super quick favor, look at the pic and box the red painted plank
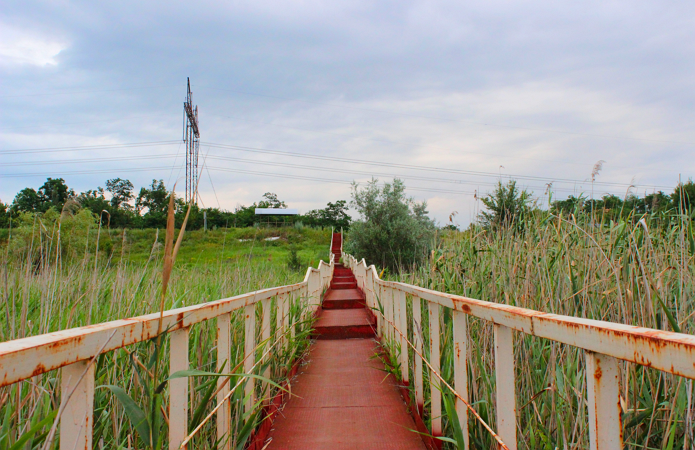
[264,340,427,450]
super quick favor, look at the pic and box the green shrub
[346,178,435,271]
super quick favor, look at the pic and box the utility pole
[183,78,200,204]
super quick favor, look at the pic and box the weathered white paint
[169,328,189,450]
[494,324,516,450]
[0,263,334,388]
[398,290,409,383]
[0,256,335,449]
[60,360,94,450]
[586,351,623,449]
[244,303,255,415]
[216,313,231,450]
[412,295,424,410]
[453,310,469,449]
[429,302,441,435]
[261,298,271,400]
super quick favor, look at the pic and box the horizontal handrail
[344,252,695,450]
[0,259,333,388]
[349,255,695,379]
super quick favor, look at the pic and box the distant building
[254,208,299,227]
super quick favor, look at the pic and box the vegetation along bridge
[0,232,694,449]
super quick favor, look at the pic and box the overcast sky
[2,1,694,226]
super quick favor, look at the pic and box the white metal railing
[343,252,695,450]
[0,257,334,450]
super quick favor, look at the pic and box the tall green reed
[384,210,694,449]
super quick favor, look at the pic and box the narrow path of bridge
[265,235,427,449]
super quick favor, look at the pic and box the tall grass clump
[382,206,695,449]
[0,193,320,448]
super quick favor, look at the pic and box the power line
[203,153,619,195]
[202,141,674,190]
[208,112,613,170]
[1,154,177,167]
[196,85,695,146]
[209,112,683,175]
[0,141,180,155]
[0,166,177,179]
[206,166,475,195]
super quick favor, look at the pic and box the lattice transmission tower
[183,77,200,204]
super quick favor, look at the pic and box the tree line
[0,177,351,230]
[478,179,695,231]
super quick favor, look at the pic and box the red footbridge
[0,232,694,449]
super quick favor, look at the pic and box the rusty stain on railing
[343,251,695,450]
[0,251,335,450]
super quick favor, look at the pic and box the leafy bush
[479,180,532,230]
[346,178,435,271]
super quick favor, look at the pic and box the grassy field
[0,221,331,449]
[2,204,694,449]
[380,212,695,449]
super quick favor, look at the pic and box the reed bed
[0,214,323,449]
[384,212,695,449]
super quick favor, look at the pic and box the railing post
[413,296,424,411]
[261,298,271,401]
[376,283,383,337]
[386,287,394,342]
[586,351,623,450]
[429,302,441,435]
[398,290,409,384]
[494,324,517,450]
[170,327,189,450]
[60,360,94,450]
[217,313,232,450]
[277,293,285,351]
[244,303,256,415]
[453,310,469,449]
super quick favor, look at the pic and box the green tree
[77,188,111,224]
[11,188,42,213]
[640,191,670,214]
[0,201,8,228]
[670,180,695,214]
[257,192,287,209]
[346,178,435,271]
[136,180,169,228]
[37,177,74,211]
[479,180,532,230]
[105,178,134,210]
[303,200,351,229]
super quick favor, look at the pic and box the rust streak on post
[60,360,94,450]
[169,327,189,450]
[217,313,231,450]
[586,351,623,450]
[453,310,469,449]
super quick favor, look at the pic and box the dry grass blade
[158,188,177,336]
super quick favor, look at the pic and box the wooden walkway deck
[264,239,427,449]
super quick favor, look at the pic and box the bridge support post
[453,310,469,449]
[429,303,441,435]
[494,324,517,450]
[398,290,409,384]
[280,293,288,350]
[376,283,383,337]
[586,351,623,450]
[261,298,271,402]
[217,313,232,450]
[413,296,424,411]
[387,287,394,342]
[60,360,94,450]
[170,327,189,450]
[244,304,256,415]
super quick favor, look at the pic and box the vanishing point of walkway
[265,236,427,449]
